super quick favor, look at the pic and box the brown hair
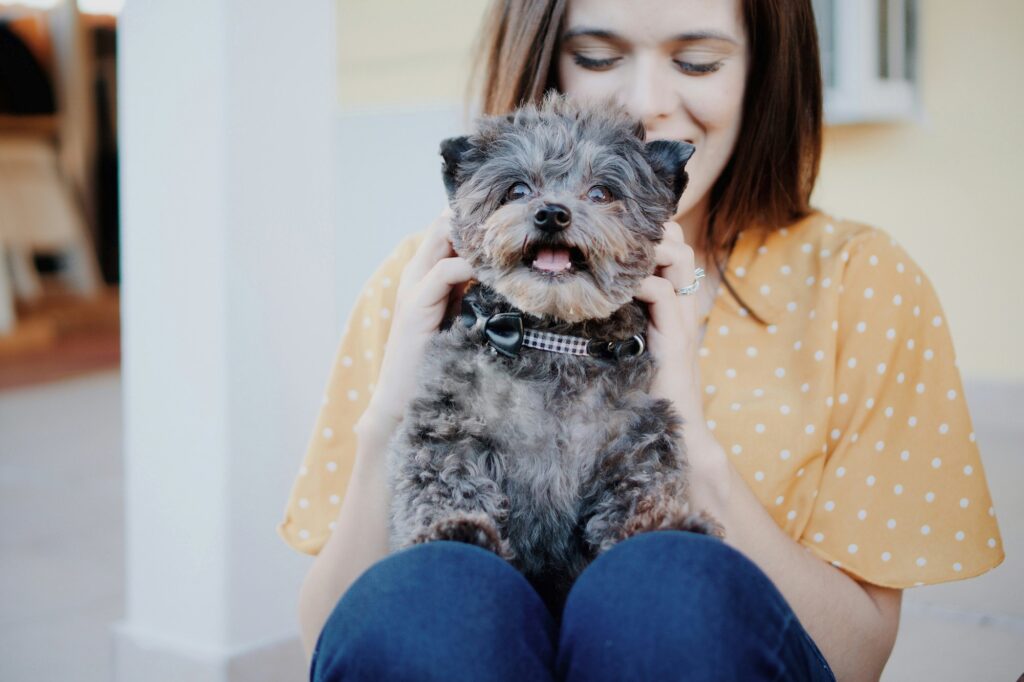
[467,0,823,325]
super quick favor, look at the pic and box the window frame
[814,0,924,125]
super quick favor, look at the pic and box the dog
[386,92,723,615]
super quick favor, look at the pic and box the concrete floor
[0,370,1020,681]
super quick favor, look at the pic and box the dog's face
[440,93,694,324]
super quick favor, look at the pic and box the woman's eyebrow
[561,27,739,46]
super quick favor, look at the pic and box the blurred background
[0,0,1020,680]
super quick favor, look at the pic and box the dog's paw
[667,509,726,539]
[621,498,726,540]
[411,512,516,560]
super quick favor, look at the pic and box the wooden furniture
[0,1,105,335]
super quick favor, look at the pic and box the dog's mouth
[522,239,589,275]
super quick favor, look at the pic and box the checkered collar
[458,288,646,361]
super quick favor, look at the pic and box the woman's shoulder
[732,210,930,325]
[759,209,939,299]
[355,227,433,299]
[402,226,433,254]
[384,227,432,269]
[756,209,903,266]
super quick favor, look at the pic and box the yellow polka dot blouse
[278,210,1005,589]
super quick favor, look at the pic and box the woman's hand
[359,208,474,436]
[633,220,731,513]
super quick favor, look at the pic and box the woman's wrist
[354,406,401,454]
[683,425,733,526]
[360,391,405,431]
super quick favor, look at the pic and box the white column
[113,1,337,679]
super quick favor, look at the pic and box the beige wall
[337,0,488,110]
[337,0,1023,381]
[812,2,1024,383]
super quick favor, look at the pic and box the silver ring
[631,334,645,356]
[675,267,705,296]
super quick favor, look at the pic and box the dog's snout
[533,204,572,232]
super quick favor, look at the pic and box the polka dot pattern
[275,232,421,554]
[277,213,1005,591]
[708,217,1002,588]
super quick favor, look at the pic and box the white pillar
[113,1,337,679]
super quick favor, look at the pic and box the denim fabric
[310,530,837,681]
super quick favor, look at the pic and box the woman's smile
[557,0,748,235]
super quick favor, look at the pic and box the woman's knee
[557,530,795,680]
[566,529,784,626]
[311,541,557,682]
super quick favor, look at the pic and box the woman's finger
[397,208,456,301]
[636,273,700,335]
[654,238,698,290]
[662,219,686,245]
[634,275,681,328]
[412,256,475,311]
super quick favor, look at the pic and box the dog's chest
[468,348,649,493]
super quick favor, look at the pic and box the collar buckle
[587,334,645,360]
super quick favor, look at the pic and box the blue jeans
[310,530,836,681]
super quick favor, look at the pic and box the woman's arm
[295,210,472,662]
[296,412,395,660]
[638,223,900,681]
[688,427,902,682]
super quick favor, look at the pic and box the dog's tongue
[533,247,572,272]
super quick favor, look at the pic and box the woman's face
[557,0,749,224]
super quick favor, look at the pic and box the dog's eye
[587,185,613,204]
[506,182,532,202]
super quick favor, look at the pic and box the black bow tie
[459,294,645,361]
[460,296,524,357]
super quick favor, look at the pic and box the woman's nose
[621,51,678,131]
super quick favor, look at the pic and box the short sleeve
[799,227,1005,587]
[276,230,428,556]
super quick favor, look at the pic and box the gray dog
[386,93,723,614]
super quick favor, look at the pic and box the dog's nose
[533,204,572,232]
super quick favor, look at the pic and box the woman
[279,1,1004,680]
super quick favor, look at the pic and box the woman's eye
[572,53,621,71]
[572,50,721,75]
[673,60,723,75]
[506,182,532,202]
[587,185,613,203]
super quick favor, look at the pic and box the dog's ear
[631,118,646,141]
[440,135,474,201]
[646,140,696,205]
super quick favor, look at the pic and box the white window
[812,0,922,124]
